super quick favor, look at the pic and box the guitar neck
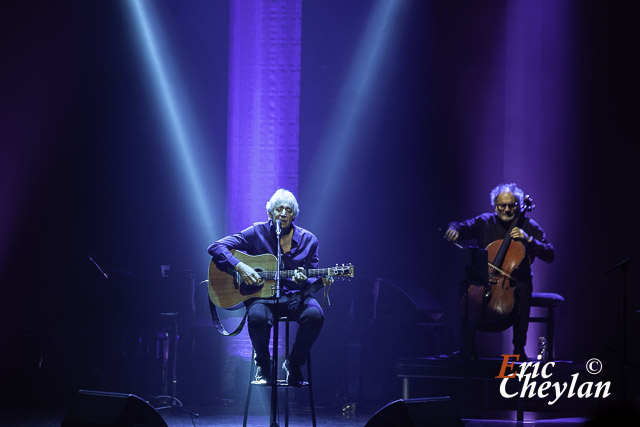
[259,268,334,281]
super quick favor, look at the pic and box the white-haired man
[208,189,328,386]
[445,183,555,360]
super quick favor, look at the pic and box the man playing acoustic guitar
[208,189,332,387]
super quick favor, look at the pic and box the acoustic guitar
[208,250,354,308]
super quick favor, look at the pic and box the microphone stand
[271,220,282,427]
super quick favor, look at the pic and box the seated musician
[208,188,331,386]
[445,183,555,360]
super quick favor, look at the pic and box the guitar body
[208,252,278,308]
[208,250,355,308]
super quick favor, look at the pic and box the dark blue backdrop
[1,0,638,411]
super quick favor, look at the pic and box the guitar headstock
[329,264,355,279]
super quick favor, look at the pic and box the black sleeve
[524,219,555,263]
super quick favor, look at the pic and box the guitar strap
[208,300,248,336]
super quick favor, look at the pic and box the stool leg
[285,321,289,427]
[243,350,256,427]
[547,307,555,360]
[307,352,316,427]
[517,395,524,421]
[271,320,279,426]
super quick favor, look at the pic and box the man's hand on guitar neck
[235,262,262,285]
[292,267,307,284]
[234,262,309,285]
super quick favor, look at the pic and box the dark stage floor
[4,354,626,426]
[0,406,590,427]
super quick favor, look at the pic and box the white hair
[490,183,524,207]
[265,189,299,219]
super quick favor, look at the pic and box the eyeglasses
[496,203,518,210]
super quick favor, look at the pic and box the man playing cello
[445,183,555,360]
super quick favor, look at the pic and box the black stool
[529,292,564,360]
[243,316,316,427]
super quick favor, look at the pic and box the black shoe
[282,359,303,387]
[255,364,272,384]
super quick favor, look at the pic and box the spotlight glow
[305,0,408,229]
[127,0,216,238]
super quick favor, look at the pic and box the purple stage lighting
[226,0,302,234]
[218,0,303,396]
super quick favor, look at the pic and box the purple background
[1,0,639,412]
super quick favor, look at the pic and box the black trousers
[512,280,532,351]
[247,295,324,368]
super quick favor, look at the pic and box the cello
[460,195,535,332]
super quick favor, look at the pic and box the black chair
[529,292,565,360]
[243,316,316,427]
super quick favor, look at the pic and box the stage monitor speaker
[62,390,168,427]
[365,396,463,427]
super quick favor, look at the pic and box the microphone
[275,219,281,235]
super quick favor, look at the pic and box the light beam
[127,0,217,240]
[305,0,408,230]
